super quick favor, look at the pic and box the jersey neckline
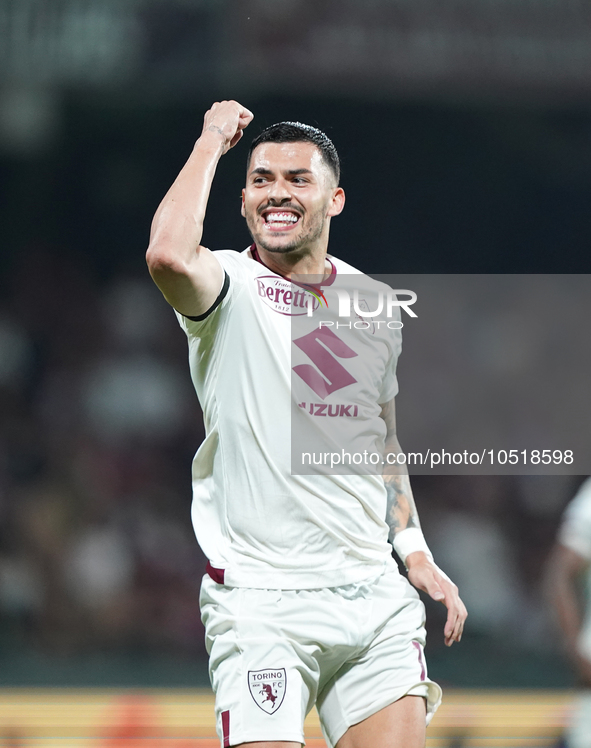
[249,244,337,289]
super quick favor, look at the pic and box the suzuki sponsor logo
[298,401,359,417]
[293,327,358,400]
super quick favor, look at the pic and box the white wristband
[392,528,433,565]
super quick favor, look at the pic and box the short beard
[255,236,311,254]
[246,210,325,255]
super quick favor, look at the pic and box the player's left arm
[380,397,468,646]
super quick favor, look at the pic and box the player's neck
[255,244,331,281]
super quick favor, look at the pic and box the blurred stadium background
[1,0,591,745]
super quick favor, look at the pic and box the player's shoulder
[173,248,254,335]
[328,254,364,275]
[329,254,399,305]
[565,477,591,519]
[329,255,391,291]
[203,247,261,285]
[559,477,591,559]
[210,247,252,268]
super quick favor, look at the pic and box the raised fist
[202,100,254,154]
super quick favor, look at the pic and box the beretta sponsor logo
[256,275,320,317]
[248,668,286,714]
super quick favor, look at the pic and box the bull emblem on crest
[248,668,286,714]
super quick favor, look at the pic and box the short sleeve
[173,250,245,339]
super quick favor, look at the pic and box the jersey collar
[249,244,337,289]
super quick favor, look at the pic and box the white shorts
[200,568,442,747]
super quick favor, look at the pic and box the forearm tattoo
[384,474,420,541]
[380,398,421,540]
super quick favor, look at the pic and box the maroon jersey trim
[206,561,225,584]
[412,640,426,680]
[250,244,337,288]
[221,710,230,748]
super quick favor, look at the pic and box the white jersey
[175,247,402,589]
[558,477,591,660]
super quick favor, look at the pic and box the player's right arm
[546,542,591,685]
[146,101,254,317]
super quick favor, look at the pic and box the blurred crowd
[0,248,580,666]
[0,248,206,657]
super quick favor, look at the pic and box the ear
[327,187,345,218]
[240,188,246,217]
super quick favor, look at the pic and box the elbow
[145,241,167,272]
[146,243,186,280]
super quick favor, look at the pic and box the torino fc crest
[248,668,286,714]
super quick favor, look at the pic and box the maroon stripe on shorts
[206,561,225,584]
[221,710,230,748]
[412,641,426,681]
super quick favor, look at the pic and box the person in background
[547,477,591,748]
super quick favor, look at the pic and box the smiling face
[241,141,345,257]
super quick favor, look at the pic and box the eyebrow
[249,167,314,177]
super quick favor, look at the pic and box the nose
[267,178,292,204]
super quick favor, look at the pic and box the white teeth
[265,212,299,223]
